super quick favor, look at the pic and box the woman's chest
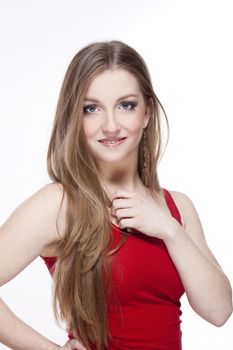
[109,229,185,307]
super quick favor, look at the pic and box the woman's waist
[68,303,182,349]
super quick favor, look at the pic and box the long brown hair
[47,40,169,349]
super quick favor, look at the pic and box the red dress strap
[162,188,182,226]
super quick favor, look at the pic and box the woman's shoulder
[166,189,204,244]
[39,182,67,257]
[166,189,223,270]
[164,189,197,230]
[44,181,64,195]
[0,182,67,284]
[39,182,67,224]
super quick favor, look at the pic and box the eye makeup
[83,101,138,115]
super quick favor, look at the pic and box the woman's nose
[101,112,121,133]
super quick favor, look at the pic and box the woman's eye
[83,104,97,114]
[120,101,136,111]
[83,101,137,115]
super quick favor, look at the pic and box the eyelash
[83,101,137,114]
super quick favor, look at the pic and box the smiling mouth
[98,137,127,144]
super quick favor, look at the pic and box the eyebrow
[84,94,139,103]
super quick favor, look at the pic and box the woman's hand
[53,339,87,350]
[110,189,179,241]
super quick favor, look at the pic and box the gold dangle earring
[143,128,149,186]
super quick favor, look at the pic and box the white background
[0,0,233,349]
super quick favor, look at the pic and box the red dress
[40,188,185,349]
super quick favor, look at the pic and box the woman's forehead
[85,69,143,102]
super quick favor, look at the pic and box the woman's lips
[98,137,127,146]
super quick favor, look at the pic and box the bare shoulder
[1,182,66,234]
[18,182,67,241]
[167,190,196,229]
[0,182,67,286]
[40,181,67,225]
[168,189,205,236]
[0,183,66,243]
[168,189,223,270]
[35,182,67,255]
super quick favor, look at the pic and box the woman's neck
[100,175,148,199]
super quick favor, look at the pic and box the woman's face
[82,68,150,168]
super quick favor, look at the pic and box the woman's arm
[0,297,60,350]
[0,183,64,350]
[0,183,65,286]
[164,190,233,326]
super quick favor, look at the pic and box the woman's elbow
[211,304,233,327]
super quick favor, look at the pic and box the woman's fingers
[110,189,133,202]
[111,198,133,217]
[114,207,135,219]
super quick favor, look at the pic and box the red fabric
[40,188,185,349]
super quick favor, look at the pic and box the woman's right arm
[0,183,86,350]
[0,297,60,350]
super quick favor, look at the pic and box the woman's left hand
[110,189,179,241]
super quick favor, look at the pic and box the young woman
[0,40,232,350]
